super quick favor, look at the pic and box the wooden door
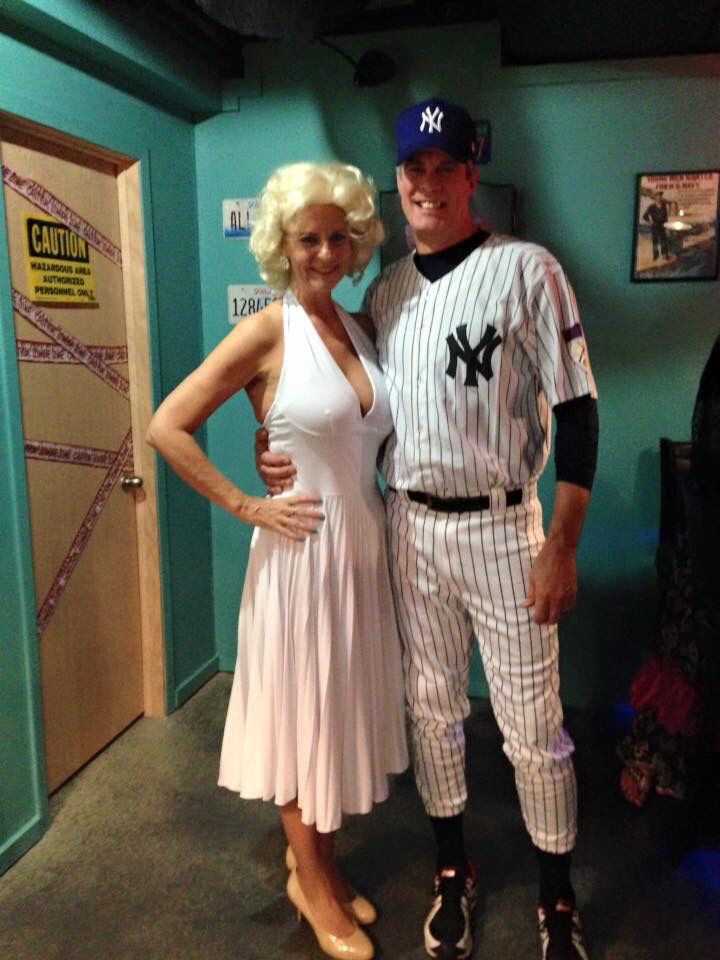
[0,122,159,791]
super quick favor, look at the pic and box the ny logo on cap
[420,106,443,134]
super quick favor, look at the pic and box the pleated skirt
[218,491,408,833]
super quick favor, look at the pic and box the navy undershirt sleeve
[554,396,599,490]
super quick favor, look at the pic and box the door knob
[120,475,143,490]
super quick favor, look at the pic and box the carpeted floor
[1,673,718,959]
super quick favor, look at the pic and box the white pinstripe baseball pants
[385,485,577,854]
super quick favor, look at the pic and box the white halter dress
[218,290,408,832]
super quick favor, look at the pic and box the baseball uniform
[362,231,597,854]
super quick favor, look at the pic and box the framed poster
[631,171,719,282]
[379,182,518,269]
[379,190,413,269]
[474,120,491,165]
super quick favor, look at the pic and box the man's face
[396,149,477,254]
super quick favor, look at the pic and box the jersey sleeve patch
[568,336,590,372]
[563,323,590,371]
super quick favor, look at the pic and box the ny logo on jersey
[420,106,443,133]
[446,324,501,386]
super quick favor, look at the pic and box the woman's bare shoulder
[230,297,283,349]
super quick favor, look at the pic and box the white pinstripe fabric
[362,234,593,855]
[385,486,577,853]
[363,234,597,498]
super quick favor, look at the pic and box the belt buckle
[505,488,523,507]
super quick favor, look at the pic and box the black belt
[404,488,523,513]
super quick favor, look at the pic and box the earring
[280,255,289,270]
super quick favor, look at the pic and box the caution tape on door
[5,166,139,639]
[35,430,133,638]
[2,163,123,266]
[17,338,128,365]
[13,289,129,398]
[25,439,120,470]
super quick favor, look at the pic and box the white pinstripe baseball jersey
[362,234,597,497]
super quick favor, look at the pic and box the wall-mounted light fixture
[318,38,396,87]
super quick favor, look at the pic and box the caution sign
[23,213,98,307]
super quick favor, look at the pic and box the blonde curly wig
[249,162,385,290]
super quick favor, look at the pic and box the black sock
[536,848,574,908]
[430,814,467,873]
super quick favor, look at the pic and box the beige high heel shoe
[287,869,374,960]
[285,845,378,925]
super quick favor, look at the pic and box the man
[261,97,598,960]
[643,190,670,260]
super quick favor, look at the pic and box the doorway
[0,114,165,792]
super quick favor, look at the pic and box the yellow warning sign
[23,213,98,307]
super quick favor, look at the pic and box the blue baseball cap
[395,97,477,165]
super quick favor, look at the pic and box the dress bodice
[264,291,391,498]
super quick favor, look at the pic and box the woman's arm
[147,304,323,540]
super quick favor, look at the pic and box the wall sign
[227,284,276,324]
[223,198,259,238]
[23,213,98,306]
[632,170,720,282]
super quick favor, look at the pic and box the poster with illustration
[632,171,719,282]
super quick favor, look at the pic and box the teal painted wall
[0,162,47,872]
[195,24,720,705]
[0,24,215,870]
[5,7,717,873]
[0,0,222,117]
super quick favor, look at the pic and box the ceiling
[112,0,720,78]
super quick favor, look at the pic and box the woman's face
[282,204,353,299]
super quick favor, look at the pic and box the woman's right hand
[238,493,324,541]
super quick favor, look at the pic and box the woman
[147,162,407,960]
[619,335,720,811]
